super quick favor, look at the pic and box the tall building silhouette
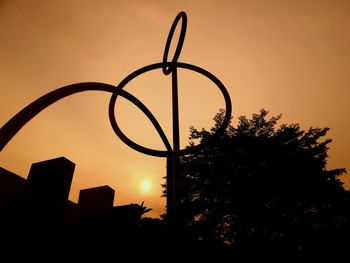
[26,157,75,234]
[27,156,75,204]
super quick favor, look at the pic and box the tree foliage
[178,109,348,257]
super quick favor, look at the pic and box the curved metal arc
[0,82,171,154]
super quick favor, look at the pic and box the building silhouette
[0,156,151,247]
[78,185,115,215]
[0,166,27,240]
[26,157,75,234]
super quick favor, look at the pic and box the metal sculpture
[0,12,231,227]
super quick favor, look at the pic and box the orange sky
[1,0,349,218]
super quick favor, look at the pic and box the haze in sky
[1,0,349,217]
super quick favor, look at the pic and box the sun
[140,179,152,193]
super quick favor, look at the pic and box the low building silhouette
[112,203,142,226]
[0,167,27,210]
[77,185,115,237]
[78,185,115,215]
[0,167,27,240]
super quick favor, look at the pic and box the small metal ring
[162,11,187,75]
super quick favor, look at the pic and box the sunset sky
[1,0,349,218]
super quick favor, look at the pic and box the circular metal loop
[162,11,187,75]
[109,62,232,157]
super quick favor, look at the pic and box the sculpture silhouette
[0,11,232,227]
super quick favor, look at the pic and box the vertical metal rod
[166,155,174,226]
[171,66,181,228]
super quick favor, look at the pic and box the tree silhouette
[175,109,349,258]
[138,201,152,217]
